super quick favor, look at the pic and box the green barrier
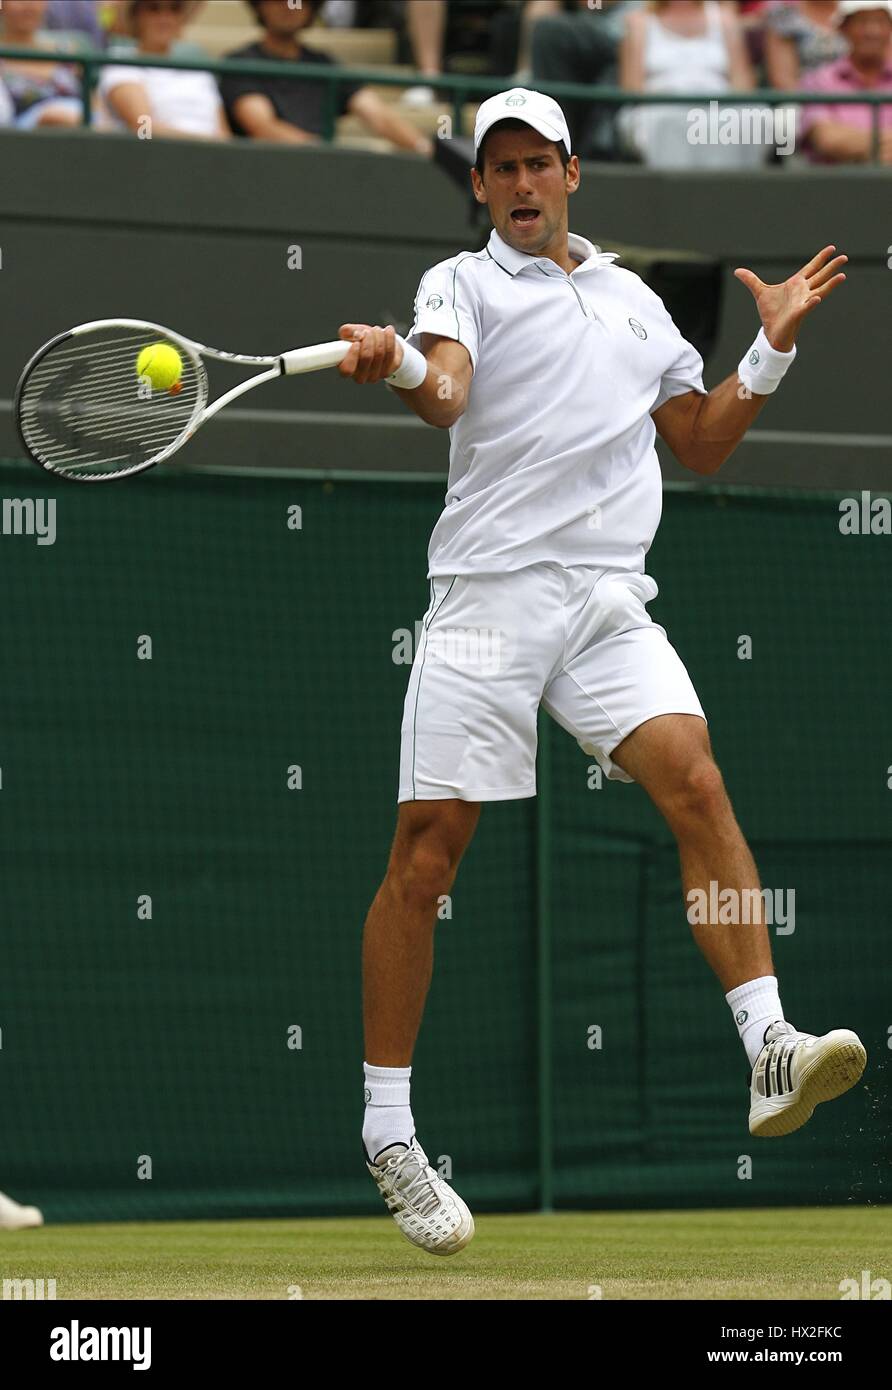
[0,464,886,1220]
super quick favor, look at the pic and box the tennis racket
[15,318,351,483]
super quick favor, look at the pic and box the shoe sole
[402,1208,475,1257]
[367,1164,475,1256]
[750,1031,867,1137]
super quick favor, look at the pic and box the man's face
[257,0,317,36]
[844,8,892,60]
[471,129,580,257]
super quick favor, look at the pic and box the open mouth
[510,207,540,225]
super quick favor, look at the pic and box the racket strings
[18,328,206,479]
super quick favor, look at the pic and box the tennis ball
[136,343,182,392]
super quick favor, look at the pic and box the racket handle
[281,340,351,375]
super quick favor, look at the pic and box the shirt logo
[629,318,647,340]
[749,349,760,366]
[426,294,444,310]
[505,94,527,107]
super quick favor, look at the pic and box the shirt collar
[486,227,619,277]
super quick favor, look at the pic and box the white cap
[473,87,572,160]
[835,0,892,23]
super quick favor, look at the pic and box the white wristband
[385,335,428,390]
[737,327,796,396]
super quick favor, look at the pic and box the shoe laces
[382,1147,442,1218]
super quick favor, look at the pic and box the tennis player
[338,88,866,1256]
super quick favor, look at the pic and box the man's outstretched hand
[734,245,847,353]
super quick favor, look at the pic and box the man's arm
[652,376,767,477]
[653,244,847,476]
[807,119,892,164]
[337,324,472,427]
[346,87,433,156]
[229,92,319,143]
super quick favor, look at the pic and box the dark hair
[474,117,571,175]
[247,0,323,21]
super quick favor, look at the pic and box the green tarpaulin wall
[0,463,888,1221]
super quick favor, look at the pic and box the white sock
[362,1062,414,1163]
[726,975,786,1068]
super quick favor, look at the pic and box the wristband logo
[426,294,444,310]
[749,349,760,365]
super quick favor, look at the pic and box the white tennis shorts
[398,562,706,802]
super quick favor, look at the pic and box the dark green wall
[0,464,887,1219]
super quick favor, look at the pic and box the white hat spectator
[835,0,892,22]
[473,86,572,160]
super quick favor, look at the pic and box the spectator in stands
[529,1,640,155]
[0,0,84,127]
[800,0,892,162]
[764,1,846,89]
[44,0,110,48]
[98,0,229,138]
[400,0,520,105]
[221,0,432,153]
[619,0,763,168]
[734,1,773,70]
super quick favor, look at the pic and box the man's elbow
[428,402,465,429]
[675,443,727,476]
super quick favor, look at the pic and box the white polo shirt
[405,227,706,578]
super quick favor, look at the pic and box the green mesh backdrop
[0,462,887,1222]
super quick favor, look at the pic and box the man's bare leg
[610,712,866,1135]
[363,798,480,1067]
[361,799,480,1253]
[610,714,773,993]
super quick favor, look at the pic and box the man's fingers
[337,337,363,376]
[337,325,400,383]
[799,244,836,279]
[354,325,397,384]
[808,255,847,290]
[812,272,846,300]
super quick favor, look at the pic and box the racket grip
[281,341,351,375]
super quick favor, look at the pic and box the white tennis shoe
[0,1189,43,1230]
[366,1136,474,1256]
[748,1020,866,1137]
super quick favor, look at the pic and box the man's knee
[662,757,730,830]
[388,802,478,907]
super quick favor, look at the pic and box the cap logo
[505,94,527,107]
